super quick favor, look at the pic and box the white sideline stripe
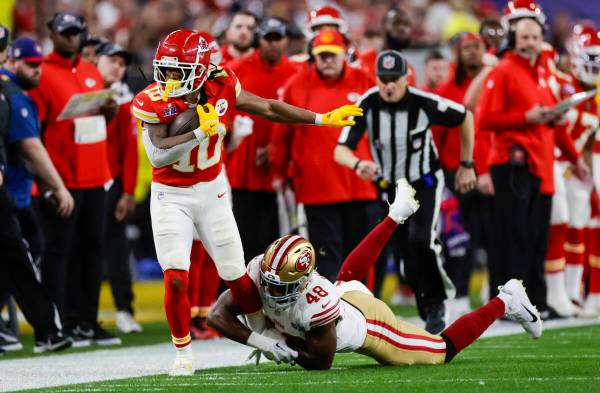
[0,317,599,392]
[366,322,446,350]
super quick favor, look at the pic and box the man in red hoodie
[270,29,377,283]
[226,17,299,261]
[29,13,119,346]
[477,18,586,315]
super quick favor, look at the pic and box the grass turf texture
[19,325,600,393]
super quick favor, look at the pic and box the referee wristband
[353,160,362,171]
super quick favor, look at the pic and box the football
[167,108,199,136]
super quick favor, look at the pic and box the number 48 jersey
[247,256,366,353]
[131,66,242,186]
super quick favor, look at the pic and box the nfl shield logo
[382,55,395,70]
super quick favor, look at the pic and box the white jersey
[247,256,367,352]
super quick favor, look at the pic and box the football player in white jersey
[208,180,543,368]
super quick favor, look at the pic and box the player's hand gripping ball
[197,103,219,136]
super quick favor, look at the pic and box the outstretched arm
[236,89,362,126]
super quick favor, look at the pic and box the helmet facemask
[260,270,312,310]
[572,48,600,86]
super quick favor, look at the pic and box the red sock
[589,228,600,294]
[164,269,191,348]
[188,241,203,313]
[225,273,262,314]
[337,217,398,282]
[545,224,567,274]
[441,297,505,362]
[565,227,586,266]
[198,248,221,316]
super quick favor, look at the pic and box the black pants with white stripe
[390,170,453,320]
[0,187,61,340]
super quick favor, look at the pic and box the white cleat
[116,311,143,334]
[498,279,543,339]
[169,356,194,376]
[388,178,420,224]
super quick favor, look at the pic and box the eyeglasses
[483,28,505,37]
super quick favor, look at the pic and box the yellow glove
[197,103,219,137]
[316,104,363,127]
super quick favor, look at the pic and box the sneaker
[498,279,543,339]
[169,355,194,376]
[116,311,143,334]
[69,326,93,348]
[387,178,420,223]
[86,323,122,346]
[0,325,23,352]
[424,303,447,334]
[571,300,598,318]
[34,331,73,353]
[190,316,221,341]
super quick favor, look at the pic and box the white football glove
[387,178,420,224]
[247,332,298,365]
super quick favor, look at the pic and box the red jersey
[28,52,111,189]
[225,51,300,191]
[478,52,574,194]
[107,90,138,195]
[131,66,241,186]
[433,75,474,171]
[270,63,377,205]
[355,48,416,86]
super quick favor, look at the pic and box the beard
[16,73,38,90]
[385,33,410,51]
[232,40,253,53]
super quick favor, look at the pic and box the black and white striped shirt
[338,86,466,184]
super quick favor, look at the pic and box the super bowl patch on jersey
[215,98,228,116]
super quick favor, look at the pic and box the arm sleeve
[141,127,199,168]
[554,123,579,164]
[337,95,369,150]
[122,110,139,194]
[9,95,39,143]
[478,69,529,131]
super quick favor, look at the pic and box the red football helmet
[153,29,211,98]
[501,0,546,28]
[307,5,348,35]
[198,31,222,65]
[568,24,600,85]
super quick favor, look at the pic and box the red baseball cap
[311,29,346,56]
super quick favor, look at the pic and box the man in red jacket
[220,10,257,65]
[226,18,299,260]
[477,18,586,315]
[94,42,141,333]
[270,29,378,283]
[28,13,119,346]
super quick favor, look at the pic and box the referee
[335,50,476,333]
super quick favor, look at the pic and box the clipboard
[57,89,116,121]
[550,88,597,116]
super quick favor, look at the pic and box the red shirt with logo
[29,52,111,189]
[270,63,377,205]
[131,66,241,186]
[225,50,300,191]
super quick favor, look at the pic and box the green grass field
[17,324,600,393]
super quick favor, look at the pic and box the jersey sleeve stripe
[366,319,445,344]
[132,107,160,123]
[235,78,242,97]
[311,299,340,319]
[310,307,340,327]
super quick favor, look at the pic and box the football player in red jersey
[131,29,363,375]
[207,180,542,369]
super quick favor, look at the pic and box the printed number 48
[306,286,329,304]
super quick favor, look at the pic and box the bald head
[514,18,543,62]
